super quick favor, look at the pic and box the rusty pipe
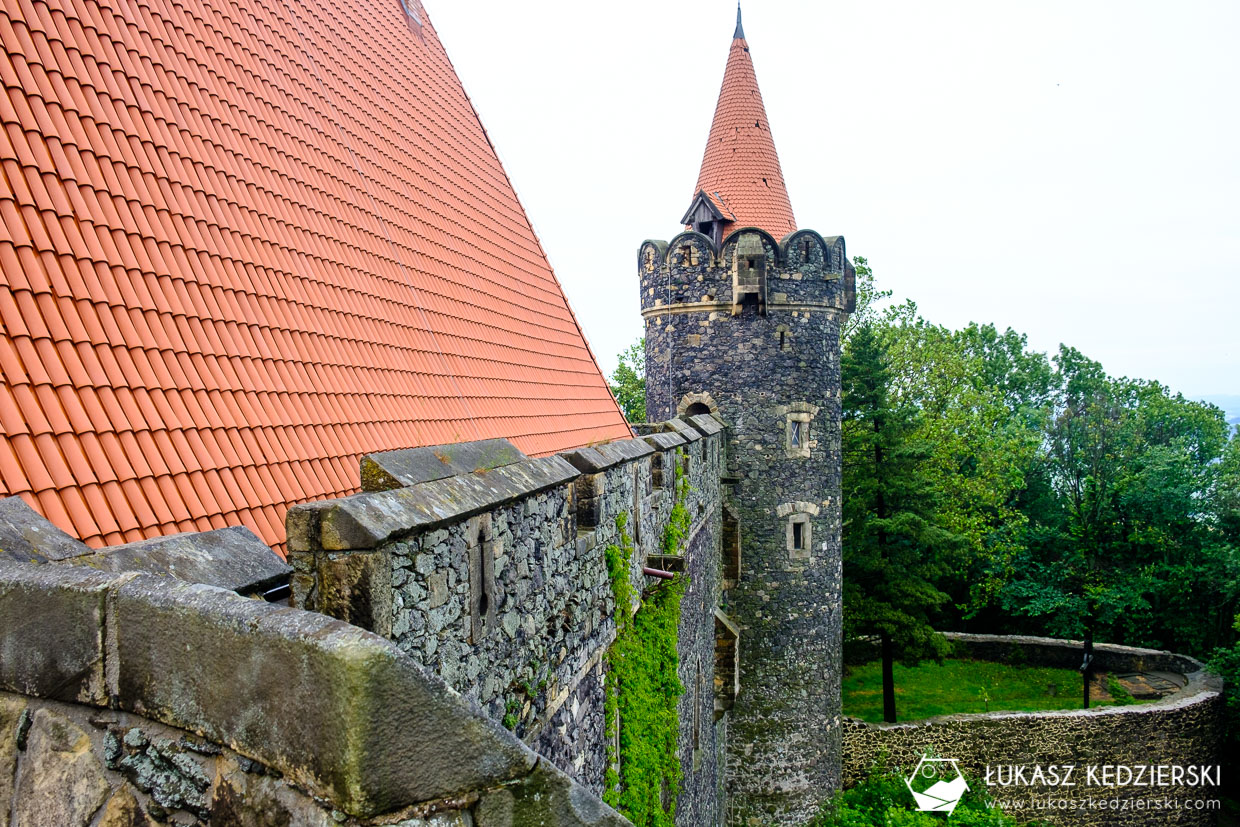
[642,566,675,580]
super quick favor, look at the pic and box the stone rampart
[0,499,629,826]
[842,633,1224,825]
[287,416,731,820]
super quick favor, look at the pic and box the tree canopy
[610,338,646,423]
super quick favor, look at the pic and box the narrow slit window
[792,521,804,551]
[790,419,802,448]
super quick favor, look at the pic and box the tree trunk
[881,631,896,723]
[1082,617,1094,710]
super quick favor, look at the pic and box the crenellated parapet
[638,227,856,319]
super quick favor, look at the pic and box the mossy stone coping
[0,557,631,822]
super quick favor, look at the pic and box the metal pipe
[643,566,675,580]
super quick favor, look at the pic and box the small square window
[786,414,811,458]
[786,513,812,560]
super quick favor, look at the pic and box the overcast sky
[428,0,1239,402]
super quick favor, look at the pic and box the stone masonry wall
[842,634,1225,826]
[640,228,855,826]
[287,417,730,824]
[0,539,630,827]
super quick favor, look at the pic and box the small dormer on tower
[681,190,735,248]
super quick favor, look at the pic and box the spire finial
[734,3,745,39]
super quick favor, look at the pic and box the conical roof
[693,8,797,237]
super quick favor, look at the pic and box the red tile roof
[693,22,797,238]
[0,0,629,552]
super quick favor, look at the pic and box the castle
[0,1,851,825]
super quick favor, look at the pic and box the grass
[843,658,1150,722]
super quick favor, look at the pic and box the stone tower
[638,8,855,824]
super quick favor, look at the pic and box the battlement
[638,227,857,318]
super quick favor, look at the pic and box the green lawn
[843,658,1144,722]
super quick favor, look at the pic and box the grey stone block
[0,692,27,819]
[110,575,536,817]
[687,414,724,436]
[509,760,630,827]
[74,526,290,594]
[0,496,91,562]
[361,439,527,492]
[12,708,112,827]
[315,550,393,636]
[661,418,702,442]
[320,456,579,550]
[560,439,654,474]
[0,560,123,704]
[639,432,686,451]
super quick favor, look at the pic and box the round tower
[639,9,856,824]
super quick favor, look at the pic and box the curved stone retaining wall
[842,633,1225,826]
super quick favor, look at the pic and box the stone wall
[287,416,731,824]
[842,634,1225,825]
[0,503,629,827]
[639,227,854,825]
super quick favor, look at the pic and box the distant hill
[1199,395,1240,432]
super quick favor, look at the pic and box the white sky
[428,0,1239,401]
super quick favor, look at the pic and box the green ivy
[662,452,691,556]
[603,457,691,826]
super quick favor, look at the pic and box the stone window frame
[775,324,792,352]
[788,514,810,557]
[467,513,495,643]
[677,243,700,267]
[776,501,820,562]
[783,402,819,459]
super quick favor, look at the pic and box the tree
[881,316,1042,621]
[1001,347,1239,658]
[842,323,958,722]
[610,338,646,423]
[841,256,890,346]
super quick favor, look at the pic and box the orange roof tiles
[693,19,797,238]
[0,0,630,553]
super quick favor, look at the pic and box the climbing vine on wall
[603,452,691,826]
[662,452,692,556]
